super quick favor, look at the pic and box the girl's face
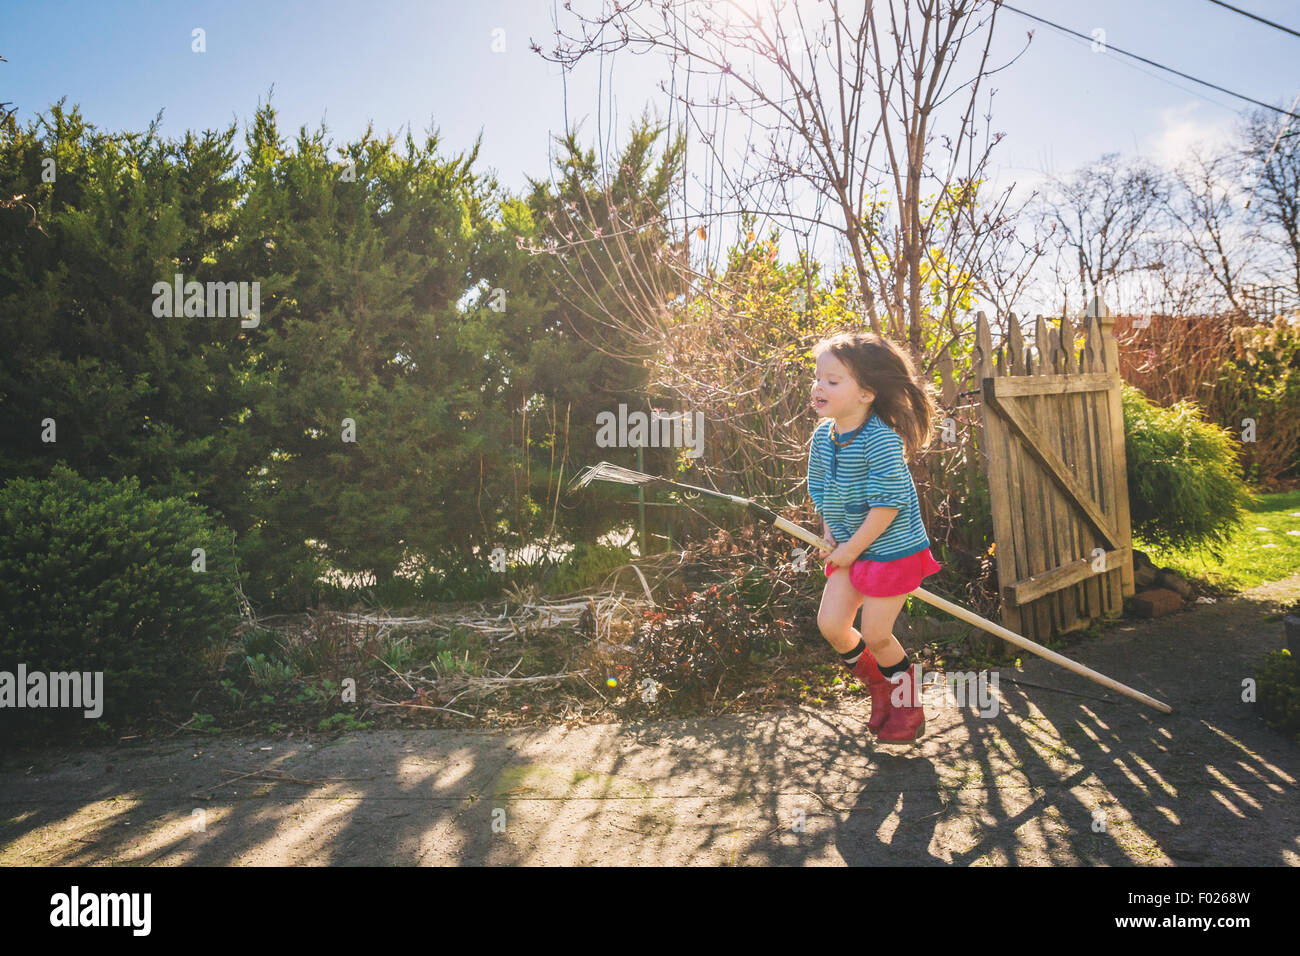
[812,351,875,422]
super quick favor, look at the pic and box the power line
[1077,36,1245,118]
[1000,3,1300,121]
[1204,0,1300,40]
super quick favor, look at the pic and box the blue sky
[7,0,1296,184]
[4,0,1298,308]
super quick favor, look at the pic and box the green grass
[1136,489,1300,591]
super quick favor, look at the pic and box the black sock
[880,655,912,679]
[839,638,867,667]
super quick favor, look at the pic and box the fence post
[1093,297,1136,599]
[974,311,1024,638]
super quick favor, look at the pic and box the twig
[896,795,953,828]
[575,672,606,698]
[799,787,876,814]
[188,768,265,798]
[437,669,592,704]
[371,652,417,695]
[371,696,478,720]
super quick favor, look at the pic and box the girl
[807,331,942,743]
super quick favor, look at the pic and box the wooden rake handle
[770,516,1174,715]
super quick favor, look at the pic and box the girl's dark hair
[812,331,937,460]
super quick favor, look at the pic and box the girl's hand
[826,542,858,569]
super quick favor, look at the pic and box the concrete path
[3,575,1298,866]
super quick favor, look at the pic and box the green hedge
[1122,384,1255,555]
[0,463,238,731]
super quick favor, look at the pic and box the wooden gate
[972,302,1136,641]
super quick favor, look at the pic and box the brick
[1132,587,1184,618]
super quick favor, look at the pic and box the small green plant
[433,647,481,677]
[1078,618,1106,640]
[294,678,339,705]
[189,713,218,732]
[245,653,297,689]
[376,639,414,672]
[220,678,246,710]
[318,713,373,732]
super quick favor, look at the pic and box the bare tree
[532,0,1031,364]
[1241,106,1300,315]
[1159,146,1254,319]
[970,188,1051,325]
[1034,152,1167,315]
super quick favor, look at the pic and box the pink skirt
[824,546,942,597]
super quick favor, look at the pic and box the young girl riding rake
[572,329,1171,722]
[808,331,942,744]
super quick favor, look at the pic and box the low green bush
[543,542,633,594]
[1258,647,1300,745]
[0,463,238,731]
[1122,384,1256,556]
[414,550,501,603]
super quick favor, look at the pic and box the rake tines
[569,461,659,492]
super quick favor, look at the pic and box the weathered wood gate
[971,303,1136,641]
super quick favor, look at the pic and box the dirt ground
[2,573,1297,866]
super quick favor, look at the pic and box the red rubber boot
[847,648,893,734]
[876,664,926,743]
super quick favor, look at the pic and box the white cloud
[1144,102,1238,170]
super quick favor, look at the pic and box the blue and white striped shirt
[807,413,931,561]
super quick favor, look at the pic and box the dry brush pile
[196,511,997,733]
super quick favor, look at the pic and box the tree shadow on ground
[1,586,1296,865]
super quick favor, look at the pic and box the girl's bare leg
[859,593,909,668]
[816,568,866,654]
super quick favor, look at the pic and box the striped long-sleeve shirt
[807,413,931,561]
